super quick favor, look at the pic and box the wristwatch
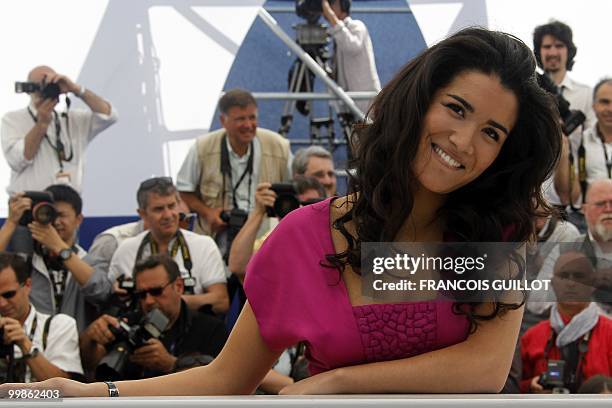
[59,248,73,262]
[22,347,39,360]
[104,381,120,397]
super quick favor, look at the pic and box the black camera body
[95,308,169,380]
[538,359,571,393]
[536,73,586,135]
[267,183,301,219]
[19,191,57,226]
[15,80,61,100]
[0,327,14,359]
[220,208,249,259]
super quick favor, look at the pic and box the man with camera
[0,185,113,333]
[81,254,227,380]
[1,65,117,194]
[176,89,292,257]
[0,252,83,383]
[321,0,380,114]
[228,176,326,282]
[292,146,336,197]
[533,21,595,135]
[521,246,612,393]
[108,177,229,314]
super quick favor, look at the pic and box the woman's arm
[281,304,524,394]
[0,302,282,397]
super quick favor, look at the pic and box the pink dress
[244,198,470,375]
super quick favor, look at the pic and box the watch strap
[104,381,120,397]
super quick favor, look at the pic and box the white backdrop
[0,0,609,217]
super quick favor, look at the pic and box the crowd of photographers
[0,7,612,394]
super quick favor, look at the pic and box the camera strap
[135,231,194,278]
[220,135,253,211]
[544,328,592,391]
[27,107,74,171]
[596,125,612,179]
[43,247,76,314]
[569,133,588,211]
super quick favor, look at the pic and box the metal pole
[250,91,378,101]
[256,8,365,120]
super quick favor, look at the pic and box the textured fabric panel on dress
[353,303,437,362]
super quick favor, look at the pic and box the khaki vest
[194,127,290,235]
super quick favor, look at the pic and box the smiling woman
[0,27,562,397]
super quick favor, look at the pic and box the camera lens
[32,203,57,225]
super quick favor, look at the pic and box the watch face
[60,249,72,260]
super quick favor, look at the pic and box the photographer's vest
[194,128,290,235]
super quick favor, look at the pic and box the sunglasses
[134,280,174,300]
[0,284,24,300]
[139,176,173,191]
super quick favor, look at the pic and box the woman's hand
[278,369,343,395]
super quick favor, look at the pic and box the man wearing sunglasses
[108,177,228,314]
[0,252,82,383]
[80,254,227,379]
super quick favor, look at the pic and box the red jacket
[520,315,612,393]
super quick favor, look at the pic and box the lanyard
[597,126,612,179]
[220,135,253,210]
[136,231,194,277]
[27,107,74,171]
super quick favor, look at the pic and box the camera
[95,308,169,380]
[19,191,57,226]
[538,359,572,393]
[15,79,61,100]
[266,183,301,219]
[537,73,586,135]
[0,327,14,360]
[296,0,324,24]
[220,208,249,261]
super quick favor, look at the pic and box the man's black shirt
[127,300,228,379]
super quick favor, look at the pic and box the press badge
[55,171,71,185]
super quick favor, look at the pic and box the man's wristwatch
[59,248,73,262]
[104,381,120,397]
[22,347,39,360]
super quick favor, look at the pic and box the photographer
[80,254,227,380]
[0,252,82,383]
[176,89,292,257]
[521,247,612,393]
[534,21,596,214]
[108,177,229,314]
[1,65,117,194]
[292,146,336,197]
[228,176,326,282]
[321,0,381,114]
[0,185,113,333]
[580,79,612,187]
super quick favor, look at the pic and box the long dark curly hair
[328,27,562,330]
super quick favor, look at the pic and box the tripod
[278,23,355,153]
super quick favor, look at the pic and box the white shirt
[581,124,612,185]
[176,134,293,212]
[560,74,595,142]
[329,17,381,114]
[1,103,118,194]
[13,304,83,383]
[543,74,595,206]
[108,229,227,291]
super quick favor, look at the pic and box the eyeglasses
[0,284,24,300]
[139,177,173,191]
[134,281,174,300]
